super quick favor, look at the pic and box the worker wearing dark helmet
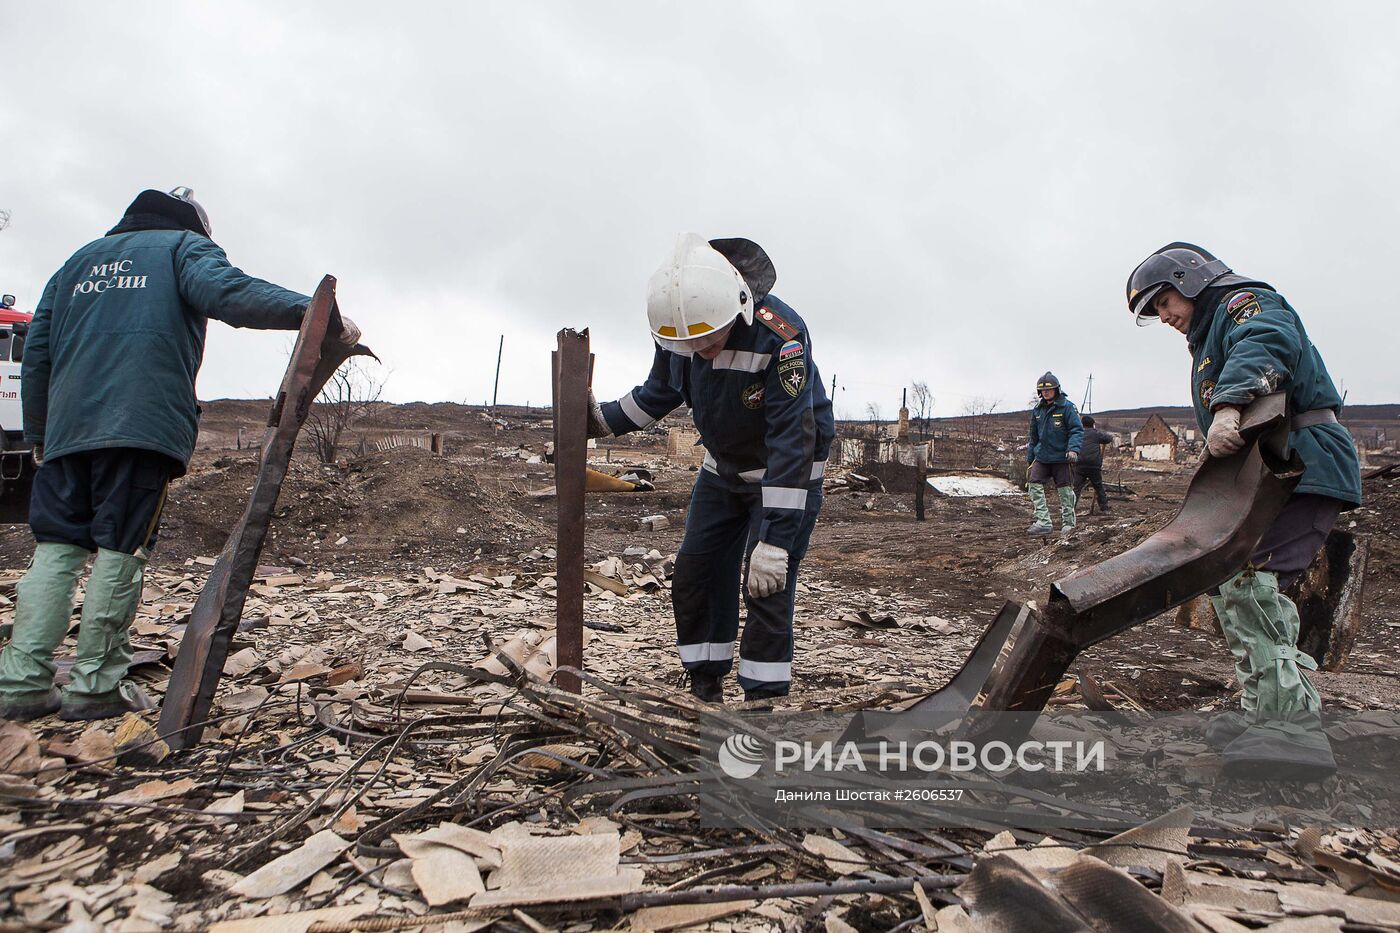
[1126,241,1360,780]
[0,187,360,722]
[1025,372,1083,537]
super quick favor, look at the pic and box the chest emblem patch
[1200,379,1216,407]
[741,382,765,409]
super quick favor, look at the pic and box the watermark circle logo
[717,734,765,779]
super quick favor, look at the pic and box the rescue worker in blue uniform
[589,235,832,704]
[0,187,360,722]
[1025,372,1083,537]
[1128,242,1361,780]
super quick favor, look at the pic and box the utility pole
[491,335,504,410]
[1082,373,1094,414]
[831,373,837,400]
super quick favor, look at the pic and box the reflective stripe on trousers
[671,469,823,697]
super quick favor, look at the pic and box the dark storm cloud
[2,1,1396,415]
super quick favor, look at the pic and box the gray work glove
[31,443,43,467]
[334,314,362,349]
[747,542,790,599]
[1206,406,1246,457]
[587,390,612,439]
[1066,450,1079,463]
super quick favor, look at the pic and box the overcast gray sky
[3,1,1397,419]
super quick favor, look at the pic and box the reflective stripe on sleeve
[618,391,657,429]
[710,350,771,372]
[761,486,808,510]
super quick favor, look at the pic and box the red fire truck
[0,294,35,521]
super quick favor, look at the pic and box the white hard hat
[646,233,754,355]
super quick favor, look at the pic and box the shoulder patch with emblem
[778,359,805,398]
[1226,291,1263,324]
[756,305,801,341]
[778,339,804,361]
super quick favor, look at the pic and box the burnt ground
[2,398,1394,715]
[2,398,1399,929]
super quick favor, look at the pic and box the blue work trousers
[670,469,822,698]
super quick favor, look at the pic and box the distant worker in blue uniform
[1127,241,1361,780]
[1025,372,1083,537]
[589,235,833,704]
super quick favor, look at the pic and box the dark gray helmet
[1126,242,1230,323]
[1036,371,1060,392]
[167,186,211,237]
[708,238,776,306]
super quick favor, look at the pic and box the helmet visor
[652,321,734,357]
[1130,282,1166,326]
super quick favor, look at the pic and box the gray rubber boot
[0,543,89,705]
[1058,486,1077,530]
[0,687,61,722]
[1204,710,1250,750]
[1215,569,1333,781]
[1212,593,1256,718]
[1217,570,1320,718]
[60,680,157,722]
[1026,484,1053,535]
[64,548,147,701]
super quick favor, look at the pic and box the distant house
[666,428,705,466]
[1133,414,1178,461]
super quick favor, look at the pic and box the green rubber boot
[1026,483,1052,535]
[63,548,147,702]
[1205,593,1255,750]
[0,543,89,711]
[1215,569,1334,781]
[1057,486,1077,531]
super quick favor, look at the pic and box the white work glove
[334,315,362,349]
[1066,450,1079,463]
[1206,406,1246,457]
[586,390,612,439]
[747,542,790,599]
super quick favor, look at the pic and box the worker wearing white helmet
[591,234,833,704]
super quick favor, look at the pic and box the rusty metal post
[552,329,591,693]
[159,276,372,751]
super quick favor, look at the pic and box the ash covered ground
[1,398,1398,931]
